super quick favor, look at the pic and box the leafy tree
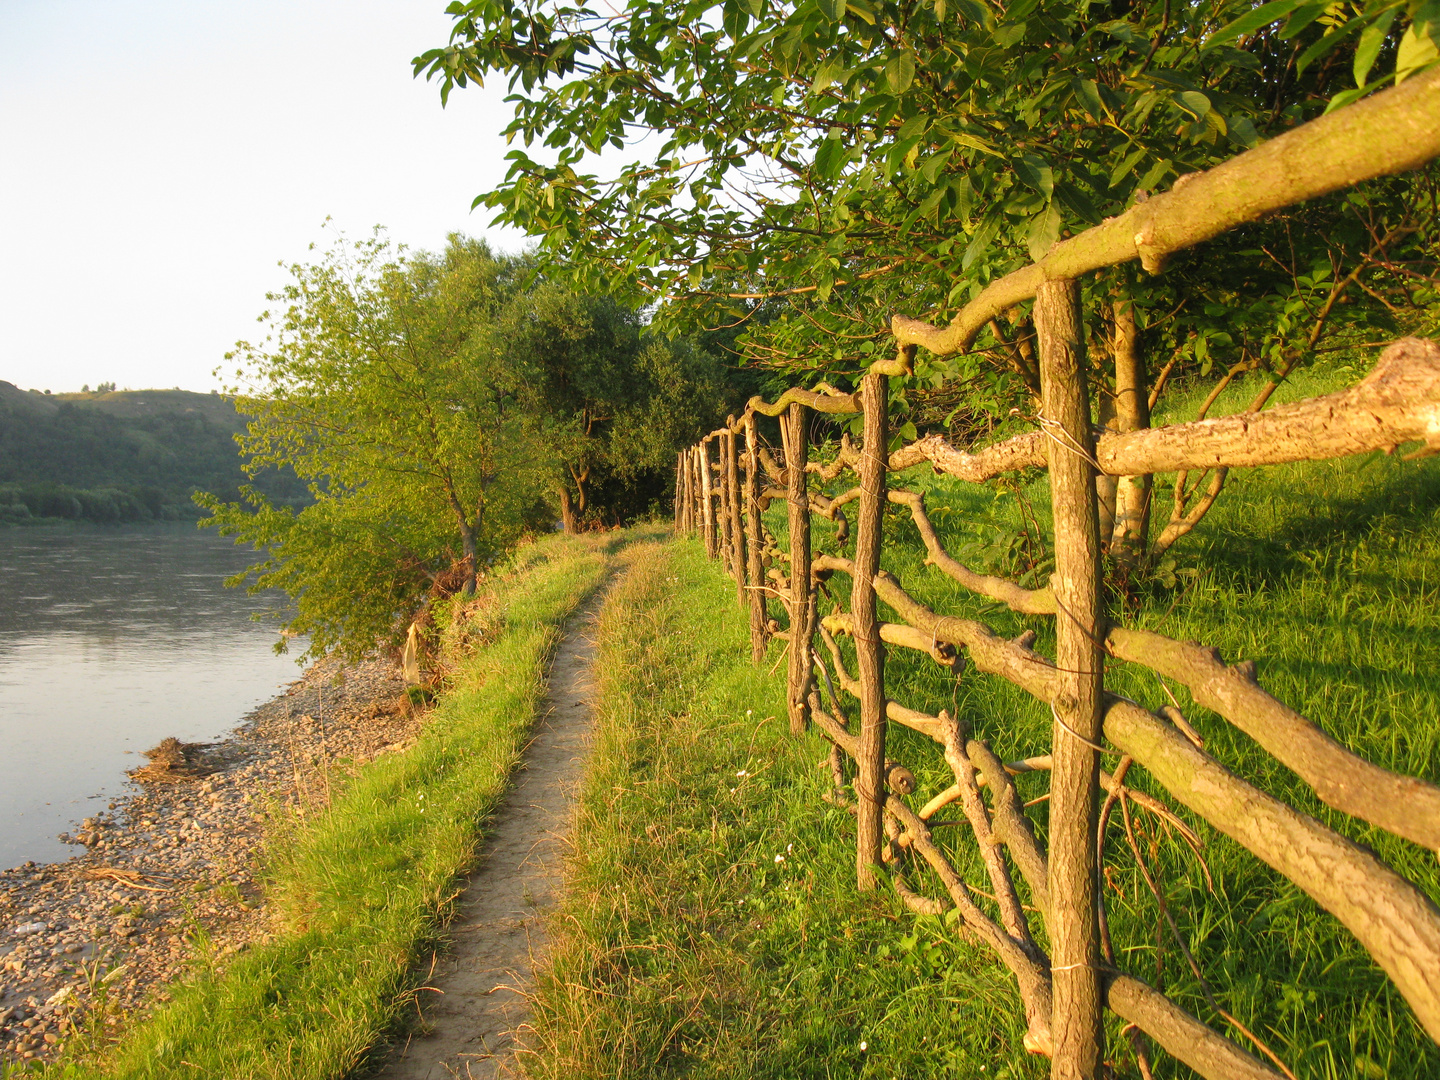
[417,0,1436,329]
[200,230,555,660]
[418,0,1439,560]
[498,284,733,529]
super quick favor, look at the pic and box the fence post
[683,448,696,535]
[717,437,734,573]
[700,437,718,558]
[674,452,684,532]
[742,412,769,662]
[690,447,703,536]
[853,369,888,890]
[782,402,814,734]
[724,427,748,610]
[1036,279,1105,1079]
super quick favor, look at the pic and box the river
[0,523,300,868]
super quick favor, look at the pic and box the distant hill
[0,382,306,525]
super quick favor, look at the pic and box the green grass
[529,540,1051,1079]
[531,357,1440,1078]
[34,529,646,1080]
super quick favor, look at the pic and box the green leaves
[885,50,916,93]
[1014,153,1053,199]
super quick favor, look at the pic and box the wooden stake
[717,437,734,573]
[742,412,769,662]
[724,428,747,609]
[700,437,718,558]
[852,370,888,890]
[1036,278,1105,1079]
[674,452,684,532]
[782,403,814,734]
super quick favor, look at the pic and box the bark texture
[1036,278,1104,1080]
[852,370,888,891]
[783,403,815,734]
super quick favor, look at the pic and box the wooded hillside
[0,382,306,524]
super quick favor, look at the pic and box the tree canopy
[416,0,1439,389]
[201,230,735,659]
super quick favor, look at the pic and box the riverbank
[0,653,412,1067]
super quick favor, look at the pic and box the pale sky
[0,0,532,394]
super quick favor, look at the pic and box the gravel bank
[0,655,414,1068]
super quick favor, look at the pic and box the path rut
[368,586,607,1080]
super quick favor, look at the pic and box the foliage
[498,284,735,528]
[200,229,737,658]
[200,230,556,660]
[417,0,1439,380]
[0,388,305,523]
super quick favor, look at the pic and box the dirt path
[367,585,608,1080]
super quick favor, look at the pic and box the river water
[0,524,300,868]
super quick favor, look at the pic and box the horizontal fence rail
[672,69,1440,1080]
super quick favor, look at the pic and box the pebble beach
[0,654,413,1067]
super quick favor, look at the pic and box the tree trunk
[852,370,888,891]
[742,414,769,661]
[782,403,814,735]
[1110,295,1151,559]
[558,484,579,535]
[1036,278,1104,1079]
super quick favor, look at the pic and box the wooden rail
[672,69,1440,1080]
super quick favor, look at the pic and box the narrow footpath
[367,585,608,1080]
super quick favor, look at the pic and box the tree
[497,283,734,530]
[418,0,1439,563]
[199,230,555,660]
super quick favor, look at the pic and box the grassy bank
[38,529,637,1080]
[528,360,1440,1078]
[528,540,1041,1078]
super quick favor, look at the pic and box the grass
[527,539,1047,1079]
[528,357,1440,1079]
[32,528,648,1080]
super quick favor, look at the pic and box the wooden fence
[672,69,1440,1080]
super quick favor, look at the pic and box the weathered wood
[724,429,747,609]
[1036,277,1105,1080]
[888,488,1057,613]
[1103,974,1283,1080]
[747,383,863,416]
[1108,626,1440,852]
[852,369,889,891]
[699,437,718,558]
[674,453,683,532]
[1104,697,1440,1043]
[783,403,814,734]
[888,337,1440,481]
[1109,296,1151,557]
[890,67,1440,357]
[742,413,769,662]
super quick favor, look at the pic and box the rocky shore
[0,655,416,1068]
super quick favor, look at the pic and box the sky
[0,0,534,394]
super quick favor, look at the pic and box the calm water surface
[0,524,300,867]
